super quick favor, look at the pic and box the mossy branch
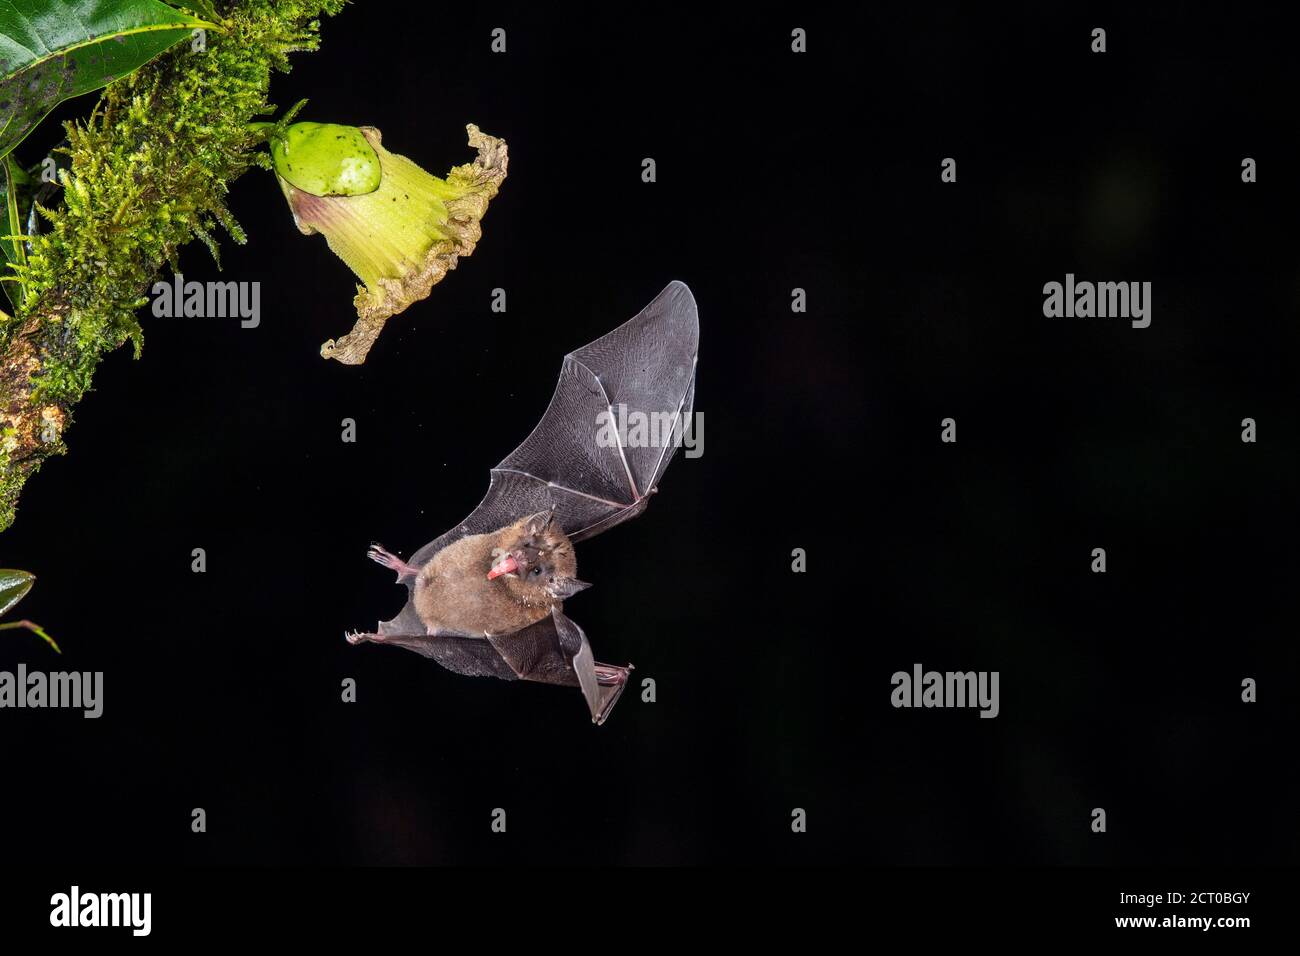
[0,0,346,532]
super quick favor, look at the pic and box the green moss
[0,0,346,531]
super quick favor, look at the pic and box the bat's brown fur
[413,511,586,636]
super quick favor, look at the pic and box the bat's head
[487,510,591,602]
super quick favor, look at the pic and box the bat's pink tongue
[487,555,519,580]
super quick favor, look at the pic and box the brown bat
[346,281,699,724]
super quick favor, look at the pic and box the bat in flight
[347,281,699,724]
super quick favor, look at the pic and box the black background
[1,5,1296,869]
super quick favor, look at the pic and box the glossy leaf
[0,0,210,160]
[0,567,33,616]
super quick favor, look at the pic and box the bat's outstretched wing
[372,607,630,723]
[488,610,629,724]
[372,601,517,679]
[407,279,699,569]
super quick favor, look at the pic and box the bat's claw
[367,543,396,565]
[594,662,633,685]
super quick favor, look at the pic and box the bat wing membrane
[375,607,623,722]
[406,280,699,570]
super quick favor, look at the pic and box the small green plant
[0,0,505,529]
[0,0,346,532]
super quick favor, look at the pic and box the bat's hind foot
[367,543,419,582]
[595,662,634,685]
[590,662,634,726]
[345,629,386,646]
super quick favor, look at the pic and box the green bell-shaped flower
[272,122,507,364]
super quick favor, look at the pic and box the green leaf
[0,567,33,616]
[0,0,211,161]
[1,153,29,310]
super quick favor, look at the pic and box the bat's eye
[531,567,542,576]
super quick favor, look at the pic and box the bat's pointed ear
[548,578,591,600]
[524,509,555,535]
